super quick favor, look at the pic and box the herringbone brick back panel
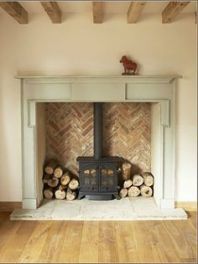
[103,103,151,172]
[46,103,94,175]
[45,103,151,175]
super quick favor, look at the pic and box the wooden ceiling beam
[41,1,62,23]
[162,1,190,23]
[0,2,28,24]
[92,2,104,24]
[127,2,146,23]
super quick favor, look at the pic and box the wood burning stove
[77,103,122,200]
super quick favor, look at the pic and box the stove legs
[113,193,121,200]
[78,193,85,200]
[78,191,120,200]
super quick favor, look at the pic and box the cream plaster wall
[0,12,197,201]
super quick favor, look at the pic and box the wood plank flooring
[0,212,197,263]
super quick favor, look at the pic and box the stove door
[79,162,99,193]
[99,163,118,193]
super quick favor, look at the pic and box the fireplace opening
[37,102,156,203]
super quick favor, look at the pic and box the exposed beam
[41,1,62,23]
[92,2,104,24]
[0,2,28,24]
[162,1,190,24]
[127,2,146,23]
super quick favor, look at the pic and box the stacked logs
[120,162,154,198]
[43,160,79,201]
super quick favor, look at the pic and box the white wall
[0,12,197,201]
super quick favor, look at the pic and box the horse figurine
[120,55,137,75]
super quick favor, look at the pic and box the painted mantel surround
[17,75,180,210]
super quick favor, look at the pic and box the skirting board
[175,201,197,211]
[0,202,22,212]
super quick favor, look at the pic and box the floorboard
[0,212,197,263]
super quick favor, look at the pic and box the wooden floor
[0,212,197,263]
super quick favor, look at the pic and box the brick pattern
[45,103,151,176]
[103,103,151,172]
[46,103,93,175]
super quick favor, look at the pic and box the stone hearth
[11,198,187,221]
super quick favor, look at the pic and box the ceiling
[0,1,196,15]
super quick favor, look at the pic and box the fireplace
[77,103,122,200]
[18,75,180,209]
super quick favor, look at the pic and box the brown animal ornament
[120,55,137,75]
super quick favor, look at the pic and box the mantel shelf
[16,74,182,84]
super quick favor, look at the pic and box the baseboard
[0,202,22,212]
[175,201,197,211]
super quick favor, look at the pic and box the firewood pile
[43,160,79,200]
[119,162,154,198]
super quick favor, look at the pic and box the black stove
[77,103,122,200]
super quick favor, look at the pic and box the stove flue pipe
[94,103,103,160]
